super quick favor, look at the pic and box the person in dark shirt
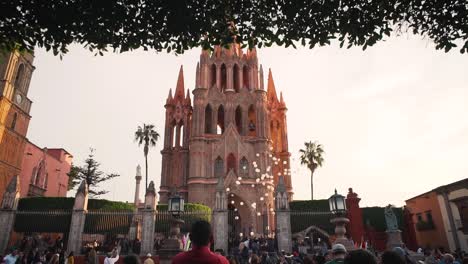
[172,220,229,264]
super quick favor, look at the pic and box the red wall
[346,188,365,243]
[20,141,72,197]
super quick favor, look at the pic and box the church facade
[159,46,293,233]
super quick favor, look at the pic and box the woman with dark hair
[344,249,377,264]
[381,251,406,264]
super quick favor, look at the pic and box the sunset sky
[26,34,468,207]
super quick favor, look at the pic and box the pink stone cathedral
[159,45,292,233]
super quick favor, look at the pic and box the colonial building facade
[159,46,293,233]
[0,51,35,198]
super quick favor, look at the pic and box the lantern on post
[168,192,184,217]
[328,189,346,216]
[328,189,355,251]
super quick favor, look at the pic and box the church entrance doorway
[226,192,251,253]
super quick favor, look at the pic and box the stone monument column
[67,180,88,254]
[140,181,157,255]
[0,176,20,254]
[275,176,292,253]
[213,177,228,253]
[134,165,142,208]
[385,205,404,249]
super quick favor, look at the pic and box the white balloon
[260,197,264,201]
[240,201,244,205]
[256,153,260,157]
[236,180,241,185]
[226,187,230,192]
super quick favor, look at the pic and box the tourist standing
[104,246,121,264]
[172,220,229,264]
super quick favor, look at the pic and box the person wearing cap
[143,253,154,264]
[325,244,347,264]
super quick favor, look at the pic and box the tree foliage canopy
[67,149,120,197]
[1,0,467,56]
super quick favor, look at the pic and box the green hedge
[289,199,331,212]
[362,207,404,232]
[18,197,135,211]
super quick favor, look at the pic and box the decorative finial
[136,165,142,177]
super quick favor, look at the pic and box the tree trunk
[145,154,148,190]
[310,171,314,200]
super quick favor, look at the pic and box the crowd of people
[2,221,468,264]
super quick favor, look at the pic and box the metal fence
[154,211,212,236]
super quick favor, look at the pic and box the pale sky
[27,34,468,207]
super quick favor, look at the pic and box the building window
[217,105,225,134]
[15,64,25,89]
[235,106,242,135]
[205,104,213,134]
[214,157,224,178]
[220,64,227,92]
[416,213,422,222]
[227,153,236,174]
[11,112,17,130]
[425,211,433,223]
[233,64,240,92]
[243,65,249,90]
[210,64,216,88]
[239,157,249,178]
[248,105,256,136]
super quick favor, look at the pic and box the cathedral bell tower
[0,51,35,198]
[159,66,192,203]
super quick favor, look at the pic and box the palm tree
[135,124,160,190]
[299,141,324,200]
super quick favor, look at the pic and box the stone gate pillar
[0,176,20,253]
[213,177,228,253]
[275,176,292,253]
[67,181,88,254]
[141,181,157,255]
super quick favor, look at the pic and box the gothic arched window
[217,105,225,134]
[220,64,227,92]
[210,64,217,88]
[248,105,256,136]
[205,104,213,134]
[233,64,240,92]
[227,153,236,173]
[243,65,250,90]
[214,157,224,178]
[31,167,37,184]
[179,124,184,147]
[239,157,249,178]
[172,123,177,147]
[15,64,24,90]
[235,106,242,135]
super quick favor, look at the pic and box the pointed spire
[185,89,192,106]
[280,92,286,107]
[195,62,200,88]
[166,88,173,105]
[259,65,264,90]
[174,65,185,99]
[267,68,279,102]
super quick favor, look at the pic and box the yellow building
[0,51,35,198]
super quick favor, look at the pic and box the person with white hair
[143,253,154,264]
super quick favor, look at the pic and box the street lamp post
[328,189,355,251]
[159,190,185,262]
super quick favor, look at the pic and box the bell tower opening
[233,64,240,92]
[217,105,225,134]
[221,64,227,92]
[210,64,217,88]
[243,65,249,90]
[248,105,256,137]
[205,104,213,134]
[235,106,242,135]
[227,153,236,174]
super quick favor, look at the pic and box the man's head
[332,244,347,259]
[344,249,377,264]
[189,220,212,247]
